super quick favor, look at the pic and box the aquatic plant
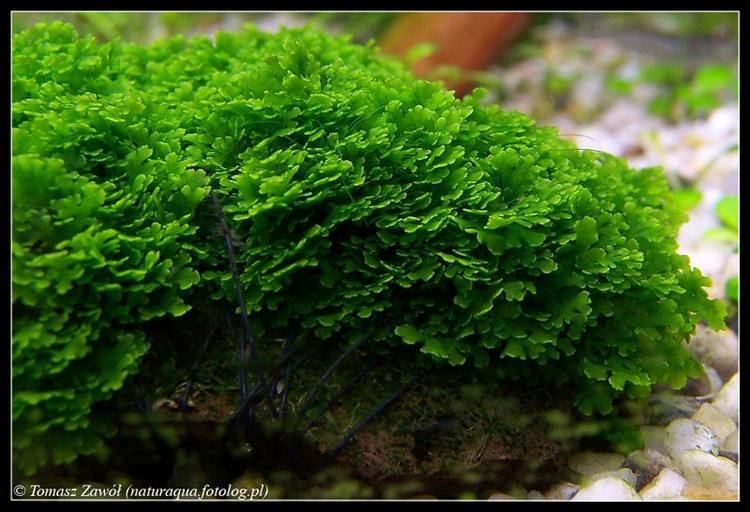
[12,21,725,475]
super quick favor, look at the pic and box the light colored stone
[712,373,738,423]
[488,493,517,500]
[687,326,738,381]
[648,394,706,425]
[691,403,736,442]
[682,487,738,500]
[639,468,687,500]
[682,245,730,293]
[572,477,641,501]
[664,418,719,460]
[544,482,580,500]
[639,426,666,454]
[584,468,637,488]
[703,367,725,396]
[720,428,738,453]
[678,450,738,496]
[526,490,544,500]
[568,451,625,475]
[684,365,724,397]
[621,449,674,489]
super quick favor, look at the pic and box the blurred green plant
[604,12,738,39]
[544,407,642,455]
[641,63,738,122]
[705,195,739,245]
[672,187,703,212]
[543,70,579,98]
[309,12,397,42]
[405,42,439,65]
[605,76,634,96]
[726,276,738,303]
[707,195,739,307]
[12,12,284,44]
[13,12,153,42]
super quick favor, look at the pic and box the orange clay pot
[379,12,532,97]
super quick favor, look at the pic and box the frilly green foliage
[12,22,207,475]
[12,21,725,474]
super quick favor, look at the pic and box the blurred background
[12,12,739,500]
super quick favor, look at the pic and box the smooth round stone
[682,486,738,500]
[691,403,737,442]
[621,449,674,490]
[571,477,642,501]
[687,326,738,382]
[544,482,580,500]
[711,373,739,423]
[585,468,637,488]
[720,428,738,453]
[568,451,625,475]
[678,450,738,496]
[648,394,706,425]
[683,365,724,397]
[488,493,517,500]
[664,418,719,460]
[526,490,545,500]
[639,468,687,500]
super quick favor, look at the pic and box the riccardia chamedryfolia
[12,21,725,475]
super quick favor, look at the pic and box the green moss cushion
[12,21,724,475]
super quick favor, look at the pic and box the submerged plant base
[21,307,656,499]
[24,379,567,499]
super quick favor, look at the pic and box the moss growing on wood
[12,21,724,475]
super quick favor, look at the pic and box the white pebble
[639,468,687,500]
[687,326,738,381]
[720,428,738,453]
[683,365,723,397]
[712,373,739,423]
[568,451,625,475]
[488,493,517,500]
[586,468,637,488]
[707,105,738,137]
[683,246,731,296]
[691,403,737,442]
[544,482,580,500]
[703,367,725,396]
[572,477,641,501]
[664,418,719,460]
[678,450,738,495]
[526,490,545,500]
[621,449,674,489]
